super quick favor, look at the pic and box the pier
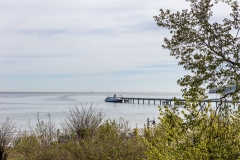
[120,97,174,105]
[120,97,239,107]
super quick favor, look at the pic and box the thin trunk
[0,149,7,160]
[3,153,7,160]
[0,150,3,160]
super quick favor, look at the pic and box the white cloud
[0,0,232,92]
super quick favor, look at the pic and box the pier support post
[154,100,155,105]
[147,118,149,129]
[133,99,134,103]
[143,100,144,104]
[138,98,139,104]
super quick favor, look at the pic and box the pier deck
[120,97,238,107]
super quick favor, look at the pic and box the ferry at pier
[105,94,123,103]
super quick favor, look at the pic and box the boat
[105,94,123,103]
[209,85,236,94]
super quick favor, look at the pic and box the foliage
[143,102,240,159]
[14,114,65,160]
[28,112,57,146]
[10,108,146,160]
[0,117,16,160]
[61,104,105,140]
[154,0,240,103]
[62,120,146,160]
[142,0,240,159]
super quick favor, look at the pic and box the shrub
[0,117,16,160]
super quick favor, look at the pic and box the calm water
[0,92,185,130]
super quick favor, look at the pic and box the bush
[10,107,146,160]
[61,104,105,140]
[0,117,16,160]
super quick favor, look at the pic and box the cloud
[0,0,230,92]
[17,30,69,36]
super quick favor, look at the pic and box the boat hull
[105,99,123,103]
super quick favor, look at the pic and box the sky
[0,0,232,92]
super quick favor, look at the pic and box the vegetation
[2,0,240,159]
[0,118,16,160]
[142,101,240,159]
[153,0,240,102]
[61,104,105,140]
[3,106,146,160]
[142,0,240,159]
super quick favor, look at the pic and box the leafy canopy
[143,0,240,159]
[154,0,240,102]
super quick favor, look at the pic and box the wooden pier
[120,97,174,105]
[120,97,239,107]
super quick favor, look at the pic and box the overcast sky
[0,0,231,92]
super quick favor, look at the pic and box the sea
[0,92,219,131]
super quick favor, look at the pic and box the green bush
[9,107,146,160]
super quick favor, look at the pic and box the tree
[0,118,15,160]
[142,0,240,159]
[154,0,240,103]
